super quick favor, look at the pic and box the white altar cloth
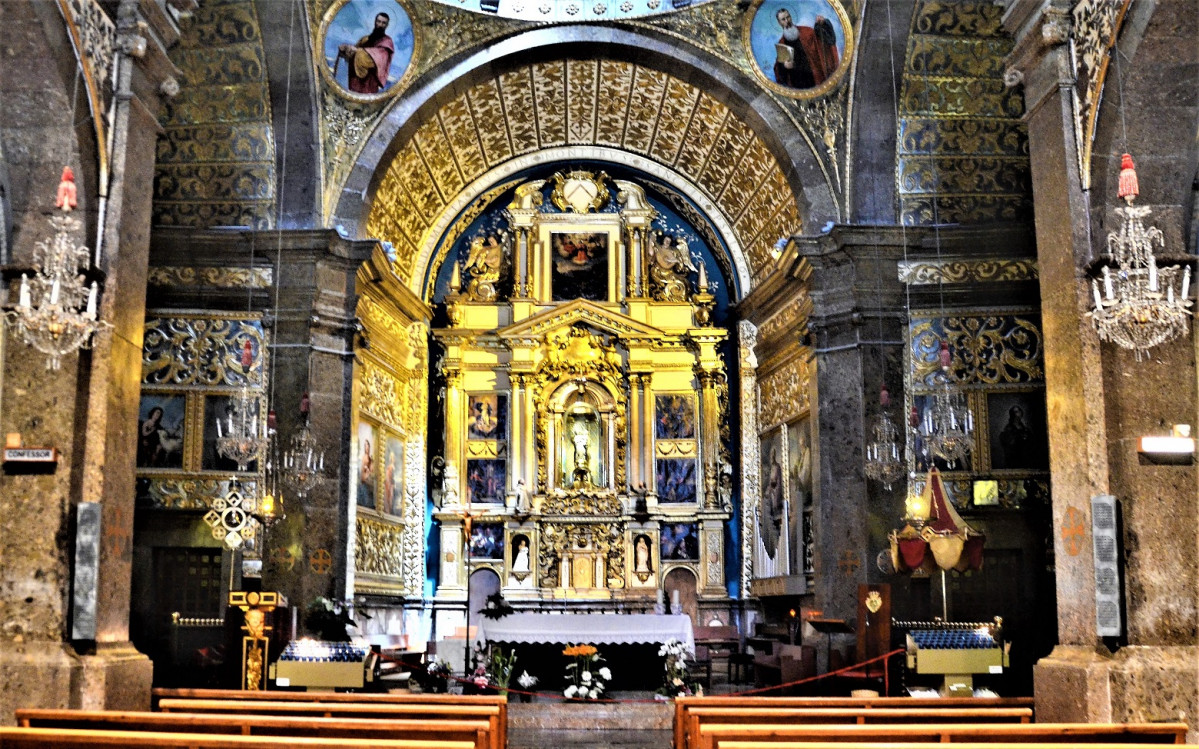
[476,613,693,651]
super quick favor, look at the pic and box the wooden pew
[15,710,491,749]
[156,699,504,749]
[678,707,1034,749]
[714,743,1179,749]
[150,689,504,707]
[673,695,1034,749]
[695,723,1188,749]
[0,727,474,749]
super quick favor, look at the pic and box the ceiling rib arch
[365,57,803,291]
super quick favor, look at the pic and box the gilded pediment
[496,299,666,341]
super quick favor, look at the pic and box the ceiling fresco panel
[532,61,568,147]
[623,67,670,154]
[648,77,701,167]
[440,95,488,179]
[498,68,541,155]
[565,60,600,145]
[595,61,635,147]
[466,80,514,166]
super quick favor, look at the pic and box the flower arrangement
[563,643,611,700]
[517,670,538,689]
[466,645,518,694]
[421,657,451,693]
[656,637,698,698]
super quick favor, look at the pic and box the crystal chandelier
[913,341,973,469]
[864,384,905,489]
[215,340,272,471]
[6,168,111,370]
[280,392,327,498]
[1090,154,1193,361]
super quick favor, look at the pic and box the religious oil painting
[787,418,811,575]
[655,394,696,440]
[758,427,784,558]
[467,393,508,440]
[137,394,185,469]
[661,522,700,561]
[656,458,697,503]
[321,0,415,98]
[202,395,257,472]
[381,434,404,515]
[469,521,505,560]
[356,419,378,509]
[987,391,1049,470]
[466,458,507,504]
[551,231,608,301]
[744,0,852,98]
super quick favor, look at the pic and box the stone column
[1006,0,1199,728]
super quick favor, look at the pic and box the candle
[698,262,708,290]
[1092,279,1103,310]
[49,278,60,305]
[1183,266,1191,300]
[656,588,664,604]
[671,589,680,606]
[450,260,461,291]
[216,419,223,439]
[1148,261,1158,292]
[18,275,31,308]
[319,453,324,470]
[1103,267,1114,299]
[85,281,98,319]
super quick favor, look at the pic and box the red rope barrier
[374,647,905,703]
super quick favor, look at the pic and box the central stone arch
[331,25,838,293]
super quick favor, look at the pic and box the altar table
[476,613,694,651]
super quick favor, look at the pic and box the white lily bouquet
[657,637,697,698]
[562,643,611,700]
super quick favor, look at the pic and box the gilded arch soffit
[364,59,802,294]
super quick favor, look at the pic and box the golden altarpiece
[426,172,734,624]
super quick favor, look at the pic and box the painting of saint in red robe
[324,1,414,96]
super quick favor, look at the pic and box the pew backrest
[694,722,1187,749]
[15,709,491,749]
[679,707,1034,749]
[155,699,504,749]
[0,726,475,749]
[673,695,1034,749]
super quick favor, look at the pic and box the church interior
[1,0,1197,741]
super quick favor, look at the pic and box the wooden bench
[713,742,1182,749]
[156,699,505,749]
[15,710,491,749]
[678,707,1034,749]
[149,689,498,706]
[673,695,1035,749]
[694,722,1188,749]
[0,727,474,749]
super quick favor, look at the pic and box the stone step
[506,697,673,747]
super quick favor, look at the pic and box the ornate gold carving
[541,491,623,517]
[758,355,810,430]
[757,293,812,343]
[646,232,697,302]
[898,259,1038,285]
[147,266,273,289]
[796,89,847,188]
[897,0,1029,227]
[143,315,266,387]
[910,314,1043,386]
[140,478,258,510]
[1070,0,1131,191]
[155,0,275,229]
[355,517,411,589]
[463,231,510,302]
[365,59,799,288]
[359,358,406,427]
[550,171,610,213]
